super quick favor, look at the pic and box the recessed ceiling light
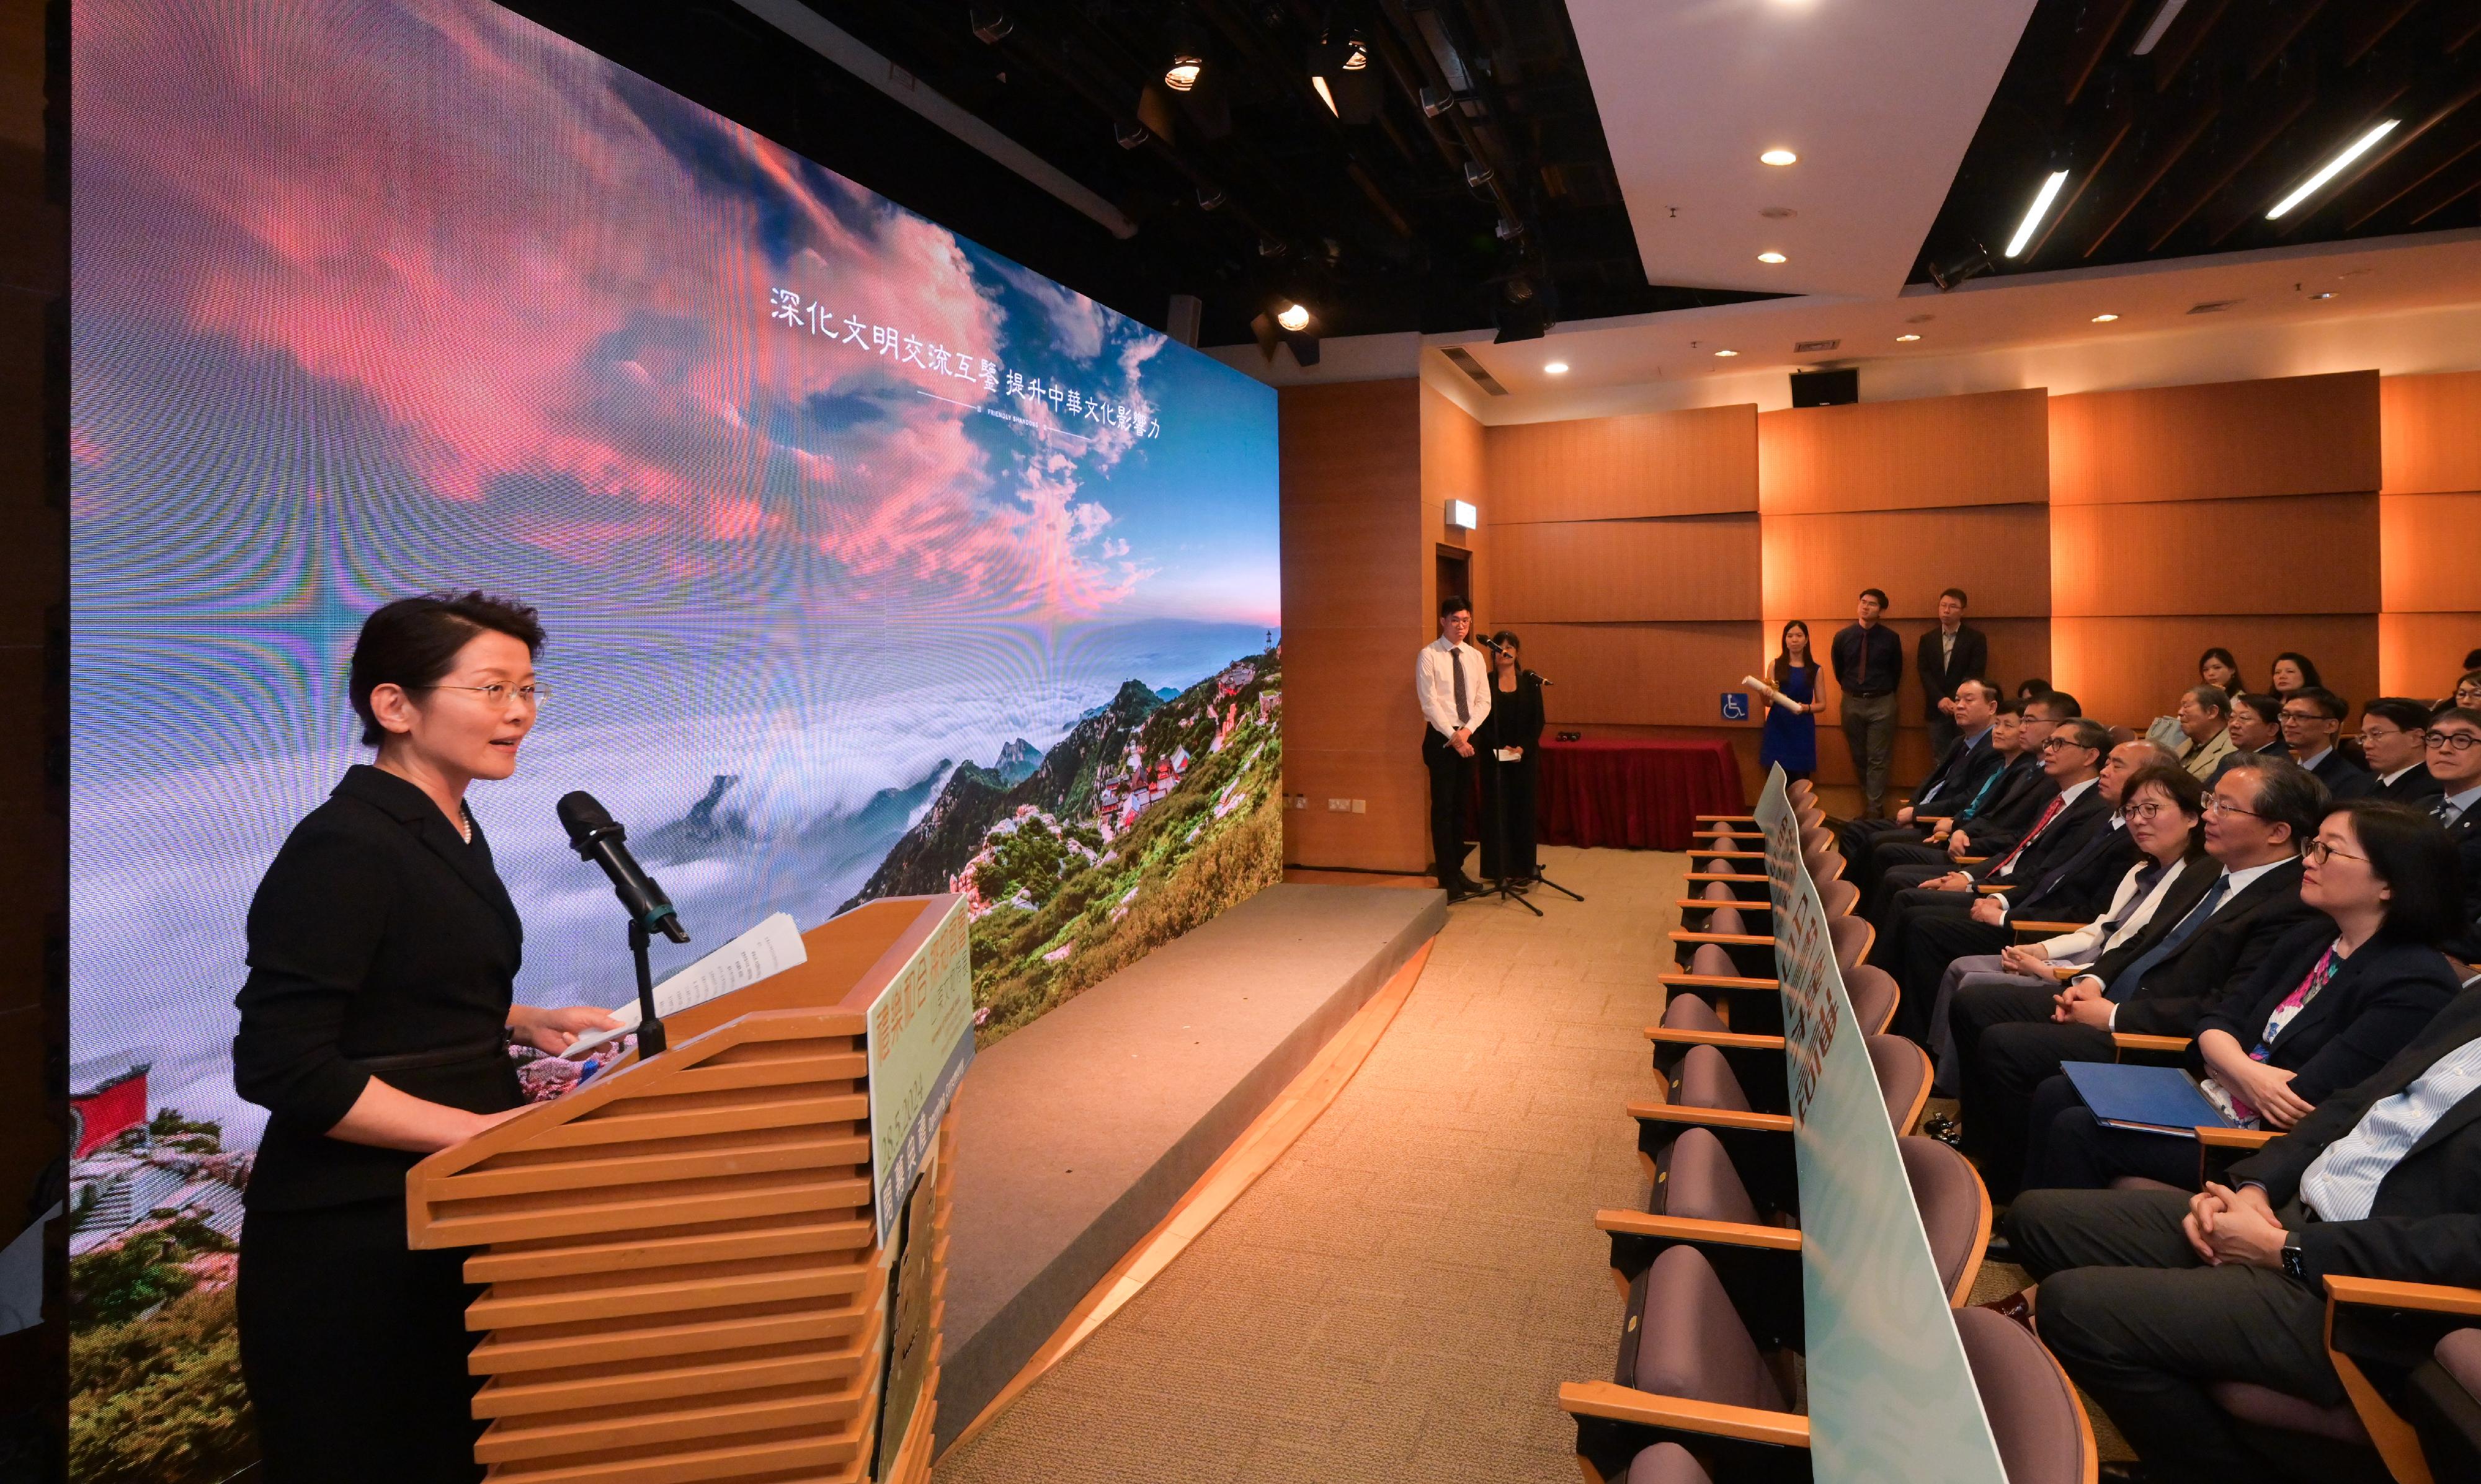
[1757,251,1788,264]
[1544,360,1569,374]
[2268,120,2401,218]
[1760,148,1797,167]
[1276,303,1310,332]
[1895,334,1920,342]
[1714,349,1739,357]
[2309,291,2336,301]
[2090,313,2119,322]
[2005,169,2071,258]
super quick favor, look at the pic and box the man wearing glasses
[2426,708,2481,960]
[2279,686,2372,800]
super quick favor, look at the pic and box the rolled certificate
[1740,673,1801,713]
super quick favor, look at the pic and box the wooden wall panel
[1423,382,1485,603]
[2052,492,2381,618]
[1487,515,1759,624]
[1760,505,2052,620]
[1757,388,2048,515]
[1280,380,1427,871]
[2381,613,2480,702]
[2049,371,2381,507]
[2381,371,2481,495]
[2052,615,2381,728]
[1513,621,1769,729]
[1484,404,1758,522]
[2381,492,2481,616]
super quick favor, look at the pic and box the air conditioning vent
[2187,299,2243,314]
[1793,339,1841,353]
[1439,345,1509,396]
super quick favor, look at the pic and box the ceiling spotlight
[2090,313,2119,322]
[1714,349,1739,357]
[2131,0,2188,55]
[2267,120,2400,218]
[1895,334,1921,342]
[1343,35,1368,69]
[1165,52,1204,92]
[1757,251,1788,264]
[2309,291,2337,301]
[1277,303,1311,332]
[1311,76,1337,114]
[2005,169,2070,258]
[1195,185,1226,211]
[1760,148,1798,167]
[969,7,1015,44]
[1544,360,1569,375]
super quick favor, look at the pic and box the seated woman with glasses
[2018,798,2465,1194]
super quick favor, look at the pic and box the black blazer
[1910,729,2005,812]
[1971,781,2109,887]
[2229,987,2481,1294]
[2371,765,2446,805]
[2306,749,2374,802]
[2210,739,2292,784]
[1475,673,1545,760]
[2192,922,2461,1107]
[1958,759,2059,855]
[233,765,527,1212]
[2010,819,2142,924]
[1914,624,1988,722]
[2103,858,2322,1037]
[2444,802,2481,962]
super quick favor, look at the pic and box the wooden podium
[407,897,965,1484]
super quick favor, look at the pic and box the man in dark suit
[1949,755,2328,1196]
[2210,691,2290,783]
[1889,739,2166,1037]
[2002,985,2481,1478]
[1840,678,2004,864]
[1864,691,2079,903]
[2281,686,2371,800]
[2425,706,2481,961]
[2361,696,2446,804]
[1918,587,1989,761]
[1831,587,1905,819]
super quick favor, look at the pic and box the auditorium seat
[1954,1305,2098,1484]
[2407,1327,2481,1480]
[1899,1136,1992,1305]
[1653,1026,1926,1132]
[1626,1245,1790,1408]
[1846,965,1899,1036]
[1620,1442,1713,1484]
[1819,879,1859,918]
[1868,1034,1933,1135]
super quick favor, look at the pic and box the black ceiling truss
[1918,0,2481,288]
[501,0,1773,345]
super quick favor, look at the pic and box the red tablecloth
[1534,738,1747,851]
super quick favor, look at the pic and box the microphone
[1524,669,1554,686]
[1473,633,1508,654]
[556,791,692,944]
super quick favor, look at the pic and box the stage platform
[935,882,1445,1449]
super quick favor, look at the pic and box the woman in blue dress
[1760,619,1822,781]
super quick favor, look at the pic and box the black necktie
[2436,796,2463,828]
[1451,649,1469,726]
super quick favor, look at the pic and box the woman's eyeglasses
[2124,801,2189,822]
[2302,838,2367,866]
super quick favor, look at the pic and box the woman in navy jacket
[2020,799,2465,1193]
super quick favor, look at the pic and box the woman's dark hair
[2198,646,2239,682]
[2122,762,2207,858]
[2270,651,2322,691]
[1771,619,1815,688]
[1489,630,1522,667]
[2332,799,2467,946]
[349,591,545,747]
[2463,647,2481,671]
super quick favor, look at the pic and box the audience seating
[1647,966,1898,1083]
[1953,1305,2100,1484]
[2406,1325,2481,1481]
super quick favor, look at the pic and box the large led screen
[67,2,1278,1474]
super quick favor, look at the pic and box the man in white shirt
[1416,596,1492,897]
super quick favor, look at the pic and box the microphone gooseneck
[556,791,691,944]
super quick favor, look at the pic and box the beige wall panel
[2381,371,2481,496]
[1485,403,1759,523]
[1280,747,1430,872]
[1760,505,2052,620]
[2049,371,2381,507]
[1513,621,1769,729]
[2052,493,2381,618]
[1757,388,2048,515]
[1422,383,1485,612]
[2382,492,2481,615]
[2051,615,2380,728]
[2380,613,2481,702]
[1487,515,1760,624]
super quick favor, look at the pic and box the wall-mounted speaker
[1790,368,1858,408]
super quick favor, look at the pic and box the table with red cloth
[1530,737,1747,851]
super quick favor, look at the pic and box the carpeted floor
[932,845,1678,1483]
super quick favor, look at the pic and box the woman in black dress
[233,592,618,1482]
[1476,629,1546,884]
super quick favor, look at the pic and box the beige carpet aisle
[933,845,1683,1484]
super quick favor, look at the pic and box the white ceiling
[1563,0,2040,298]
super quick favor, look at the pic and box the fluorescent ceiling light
[1895,334,1920,342]
[1757,251,1787,264]
[1760,148,1798,166]
[2266,120,2400,219]
[2132,0,2187,55]
[2091,313,2119,322]
[1543,361,1569,374]
[2005,170,2070,258]
[1714,349,1739,357]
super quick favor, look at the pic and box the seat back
[1954,1305,2095,1484]
[1688,943,1739,979]
[1623,1443,1714,1484]
[1829,913,1873,970]
[1660,996,1726,1034]
[1899,1136,1989,1305]
[1673,1044,1752,1113]
[1703,905,1747,937]
[1819,879,1860,918]
[1801,826,1835,858]
[1806,850,1846,887]
[1658,1126,1762,1227]
[1868,1034,1933,1133]
[1845,964,1899,1036]
[1700,879,1738,902]
[1631,1246,1789,1413]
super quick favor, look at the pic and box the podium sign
[865,895,974,1246]
[1756,766,2008,1484]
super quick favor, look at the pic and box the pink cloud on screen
[73,0,1151,618]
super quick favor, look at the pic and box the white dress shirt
[2299,1037,2481,1222]
[2033,855,2197,966]
[2438,784,2481,828]
[1416,636,1492,740]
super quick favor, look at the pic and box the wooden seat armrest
[1677,899,1773,912]
[2011,920,2090,935]
[1695,814,1757,824]
[1644,1026,1785,1051]
[1956,855,1988,864]
[1593,1210,1802,1253]
[1657,974,1779,992]
[1557,1382,1811,1449]
[2189,1126,2278,1150]
[1974,884,2013,894]
[1627,1100,1794,1134]
[2113,1033,2192,1055]
[1668,931,1776,947]
[1696,850,1766,860]
[2325,1276,2481,1317]
[1685,871,1763,883]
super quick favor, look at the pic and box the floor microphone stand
[1480,742,1543,917]
[1514,665,1582,904]
[630,918,669,1058]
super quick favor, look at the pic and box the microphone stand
[1510,660,1582,904]
[630,918,669,1058]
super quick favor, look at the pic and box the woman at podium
[231,593,618,1482]
[1477,629,1544,882]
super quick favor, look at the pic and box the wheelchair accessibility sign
[1721,692,1750,721]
